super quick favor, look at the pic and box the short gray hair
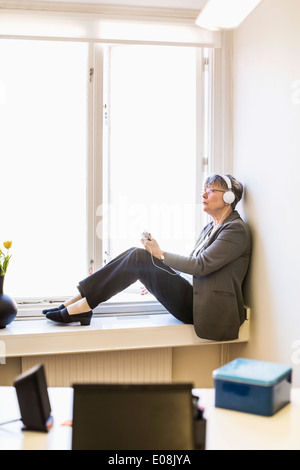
[204,174,243,210]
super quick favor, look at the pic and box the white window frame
[0,6,232,319]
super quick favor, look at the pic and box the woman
[45,174,251,341]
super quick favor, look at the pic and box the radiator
[22,348,172,387]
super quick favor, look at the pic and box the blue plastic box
[212,358,292,416]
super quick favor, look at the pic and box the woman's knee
[126,247,152,268]
[127,247,146,257]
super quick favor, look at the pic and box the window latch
[89,258,94,275]
[89,67,94,82]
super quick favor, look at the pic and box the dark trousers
[77,247,193,324]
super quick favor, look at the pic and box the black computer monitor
[72,383,195,450]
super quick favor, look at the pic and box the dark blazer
[164,211,252,341]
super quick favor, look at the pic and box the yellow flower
[3,241,12,250]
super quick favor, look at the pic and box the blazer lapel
[190,222,213,256]
[191,211,240,255]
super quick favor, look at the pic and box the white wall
[231,0,300,385]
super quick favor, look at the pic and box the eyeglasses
[202,188,225,195]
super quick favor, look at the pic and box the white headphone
[220,175,235,205]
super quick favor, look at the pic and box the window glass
[0,40,88,299]
[0,40,211,305]
[103,45,198,263]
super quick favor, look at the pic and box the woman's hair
[204,174,243,210]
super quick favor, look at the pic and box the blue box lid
[212,358,292,386]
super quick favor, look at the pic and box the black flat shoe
[42,304,65,315]
[46,308,93,326]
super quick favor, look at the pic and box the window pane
[104,45,197,261]
[0,40,88,299]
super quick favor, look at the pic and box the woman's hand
[140,234,164,260]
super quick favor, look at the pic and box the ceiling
[30,0,208,10]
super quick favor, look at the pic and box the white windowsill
[15,291,160,318]
[0,294,250,358]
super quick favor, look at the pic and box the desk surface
[1,387,300,450]
[198,388,300,450]
[0,387,73,450]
